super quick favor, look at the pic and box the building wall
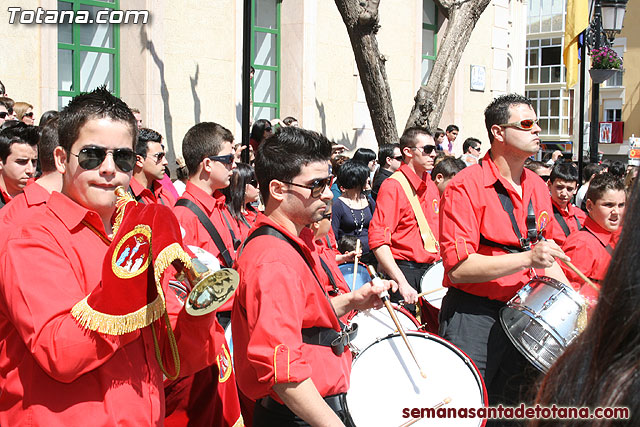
[440,0,527,156]
[0,0,527,160]
[620,4,639,141]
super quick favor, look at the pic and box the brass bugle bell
[175,258,239,316]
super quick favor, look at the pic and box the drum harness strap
[174,198,234,268]
[220,210,242,250]
[479,180,541,254]
[243,225,357,356]
[552,204,582,237]
[582,227,614,256]
[0,192,6,209]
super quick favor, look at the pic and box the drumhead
[338,263,371,291]
[420,261,446,309]
[347,305,419,354]
[224,322,233,357]
[347,332,487,426]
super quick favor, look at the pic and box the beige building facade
[1,0,527,162]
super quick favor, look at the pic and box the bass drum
[347,305,419,356]
[347,332,487,427]
[338,263,371,291]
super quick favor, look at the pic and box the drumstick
[398,397,452,427]
[366,265,427,379]
[557,258,599,292]
[416,287,445,299]
[352,239,361,290]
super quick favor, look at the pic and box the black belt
[261,393,348,414]
[395,259,433,269]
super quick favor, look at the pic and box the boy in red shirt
[561,172,626,306]
[546,162,587,246]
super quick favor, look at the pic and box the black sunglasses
[0,112,8,119]
[70,147,137,172]
[281,175,333,198]
[147,151,166,163]
[208,153,235,165]
[411,145,436,155]
[393,155,403,161]
[23,112,34,118]
[248,179,258,187]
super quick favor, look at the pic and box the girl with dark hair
[532,178,640,427]
[221,163,260,240]
[352,147,377,173]
[331,160,375,263]
[249,118,273,152]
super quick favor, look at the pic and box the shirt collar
[481,152,536,198]
[47,191,107,235]
[583,216,615,247]
[253,213,315,259]
[24,181,50,205]
[185,181,217,213]
[398,163,427,193]
[129,176,152,197]
[0,185,12,204]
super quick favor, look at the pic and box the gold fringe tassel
[71,293,166,335]
[112,188,137,237]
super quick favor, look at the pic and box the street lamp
[586,0,627,163]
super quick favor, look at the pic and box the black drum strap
[175,198,234,268]
[583,227,614,256]
[244,226,356,355]
[492,180,539,251]
[552,205,572,237]
[0,192,6,210]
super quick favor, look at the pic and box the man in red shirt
[0,118,62,227]
[0,122,39,208]
[0,87,222,426]
[368,127,441,322]
[545,162,586,246]
[232,127,393,426]
[439,94,569,412]
[129,128,175,206]
[561,172,626,306]
[166,121,243,427]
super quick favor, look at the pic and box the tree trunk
[334,0,399,146]
[405,0,491,131]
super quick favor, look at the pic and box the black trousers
[439,288,541,427]
[253,395,354,427]
[388,261,439,333]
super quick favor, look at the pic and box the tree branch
[358,0,381,27]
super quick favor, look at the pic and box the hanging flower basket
[589,68,620,84]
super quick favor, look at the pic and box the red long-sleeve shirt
[0,192,223,426]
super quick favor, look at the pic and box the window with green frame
[57,0,120,109]
[251,0,281,121]
[421,0,438,85]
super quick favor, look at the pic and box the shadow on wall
[315,98,354,149]
[140,26,176,169]
[190,64,201,125]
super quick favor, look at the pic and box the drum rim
[348,331,488,412]
[518,276,586,307]
[347,304,420,328]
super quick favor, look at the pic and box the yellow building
[1,0,528,162]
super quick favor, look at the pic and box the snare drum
[347,305,419,355]
[347,332,487,426]
[500,276,587,373]
[338,263,371,291]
